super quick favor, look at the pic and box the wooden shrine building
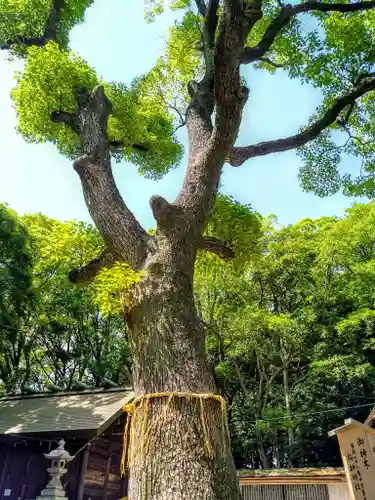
[0,388,133,500]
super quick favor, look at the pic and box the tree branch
[44,0,66,41]
[199,236,235,259]
[213,0,251,147]
[202,0,220,85]
[1,0,66,50]
[160,1,219,238]
[69,249,117,285]
[109,140,150,152]
[228,75,375,166]
[51,110,80,134]
[181,0,220,161]
[72,86,150,269]
[259,57,284,69]
[194,0,207,16]
[241,0,375,64]
[149,195,175,226]
[175,0,250,235]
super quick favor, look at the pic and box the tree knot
[150,195,173,224]
[244,0,263,21]
[73,154,95,174]
[237,85,250,103]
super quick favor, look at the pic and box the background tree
[3,0,375,499]
[195,202,375,470]
[0,204,33,392]
[0,210,131,393]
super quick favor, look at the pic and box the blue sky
[0,0,361,228]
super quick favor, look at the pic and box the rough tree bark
[68,80,244,497]
[46,1,375,499]
[60,0,250,496]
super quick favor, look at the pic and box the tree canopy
[0,208,131,393]
[196,200,375,468]
[3,0,375,197]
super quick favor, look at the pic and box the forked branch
[51,110,150,153]
[67,86,150,269]
[175,0,250,233]
[242,0,375,64]
[228,75,375,166]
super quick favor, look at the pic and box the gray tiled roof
[0,388,133,435]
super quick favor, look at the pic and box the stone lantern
[36,439,75,500]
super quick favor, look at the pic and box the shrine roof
[0,387,133,436]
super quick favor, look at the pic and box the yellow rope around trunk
[120,392,230,476]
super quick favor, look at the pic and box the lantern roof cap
[44,439,74,461]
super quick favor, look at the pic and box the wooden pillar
[76,445,90,500]
[102,455,112,500]
[19,454,33,500]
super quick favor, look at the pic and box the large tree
[0,204,33,392]
[0,209,131,393]
[196,205,375,469]
[3,0,375,499]
[21,213,131,391]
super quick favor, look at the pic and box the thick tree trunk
[125,268,241,500]
[64,15,252,491]
[63,84,242,500]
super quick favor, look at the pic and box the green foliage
[246,0,305,72]
[144,0,191,22]
[11,42,182,178]
[11,42,99,156]
[297,130,343,197]
[142,0,375,197]
[3,195,375,467]
[136,10,204,126]
[195,194,261,335]
[94,263,145,317]
[310,354,375,382]
[206,194,261,261]
[0,209,132,392]
[164,11,203,85]
[195,199,375,468]
[289,8,375,197]
[0,204,33,320]
[5,0,375,470]
[22,212,103,275]
[0,204,33,391]
[0,0,94,56]
[5,0,375,194]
